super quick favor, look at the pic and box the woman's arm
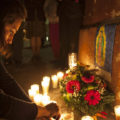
[0,62,31,102]
[0,90,37,120]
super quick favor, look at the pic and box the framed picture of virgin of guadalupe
[95,24,116,73]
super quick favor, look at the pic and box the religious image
[96,26,106,67]
[95,24,116,73]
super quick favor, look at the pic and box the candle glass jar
[68,53,77,69]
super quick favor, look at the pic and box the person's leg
[31,37,37,58]
[36,36,42,58]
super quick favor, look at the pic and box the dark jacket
[0,61,37,120]
[24,0,45,21]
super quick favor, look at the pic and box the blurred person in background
[44,0,60,62]
[25,0,46,63]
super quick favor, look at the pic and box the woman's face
[3,19,22,45]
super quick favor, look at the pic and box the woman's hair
[0,0,27,45]
[0,0,27,24]
[0,0,27,57]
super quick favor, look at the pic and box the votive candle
[114,105,120,120]
[31,84,39,94]
[42,94,50,105]
[81,115,94,120]
[41,81,49,94]
[60,112,74,120]
[68,53,77,69]
[51,75,58,88]
[33,94,42,105]
[57,72,64,81]
[43,76,50,83]
[28,89,37,100]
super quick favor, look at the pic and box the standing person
[0,0,60,120]
[57,0,85,68]
[25,0,46,63]
[44,0,60,61]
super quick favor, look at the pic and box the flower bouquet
[59,63,115,117]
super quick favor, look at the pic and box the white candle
[81,115,94,120]
[57,72,64,81]
[31,84,39,94]
[43,76,50,83]
[33,94,42,105]
[41,81,49,94]
[28,89,37,100]
[114,105,120,120]
[51,75,58,88]
[42,94,50,105]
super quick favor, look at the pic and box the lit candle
[68,53,77,69]
[60,112,74,120]
[28,89,37,100]
[41,81,49,94]
[43,76,50,83]
[42,94,50,105]
[51,75,58,88]
[57,72,64,81]
[114,105,120,120]
[66,69,70,74]
[33,94,43,105]
[31,84,39,94]
[81,115,94,120]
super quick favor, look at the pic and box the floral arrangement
[59,63,115,116]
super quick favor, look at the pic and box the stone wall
[83,0,120,25]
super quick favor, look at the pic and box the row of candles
[28,72,64,106]
[27,74,96,120]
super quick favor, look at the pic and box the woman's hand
[45,103,60,120]
[36,106,50,119]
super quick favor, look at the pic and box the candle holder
[114,105,120,120]
[68,53,77,69]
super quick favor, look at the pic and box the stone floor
[6,46,115,120]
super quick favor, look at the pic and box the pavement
[6,46,62,92]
